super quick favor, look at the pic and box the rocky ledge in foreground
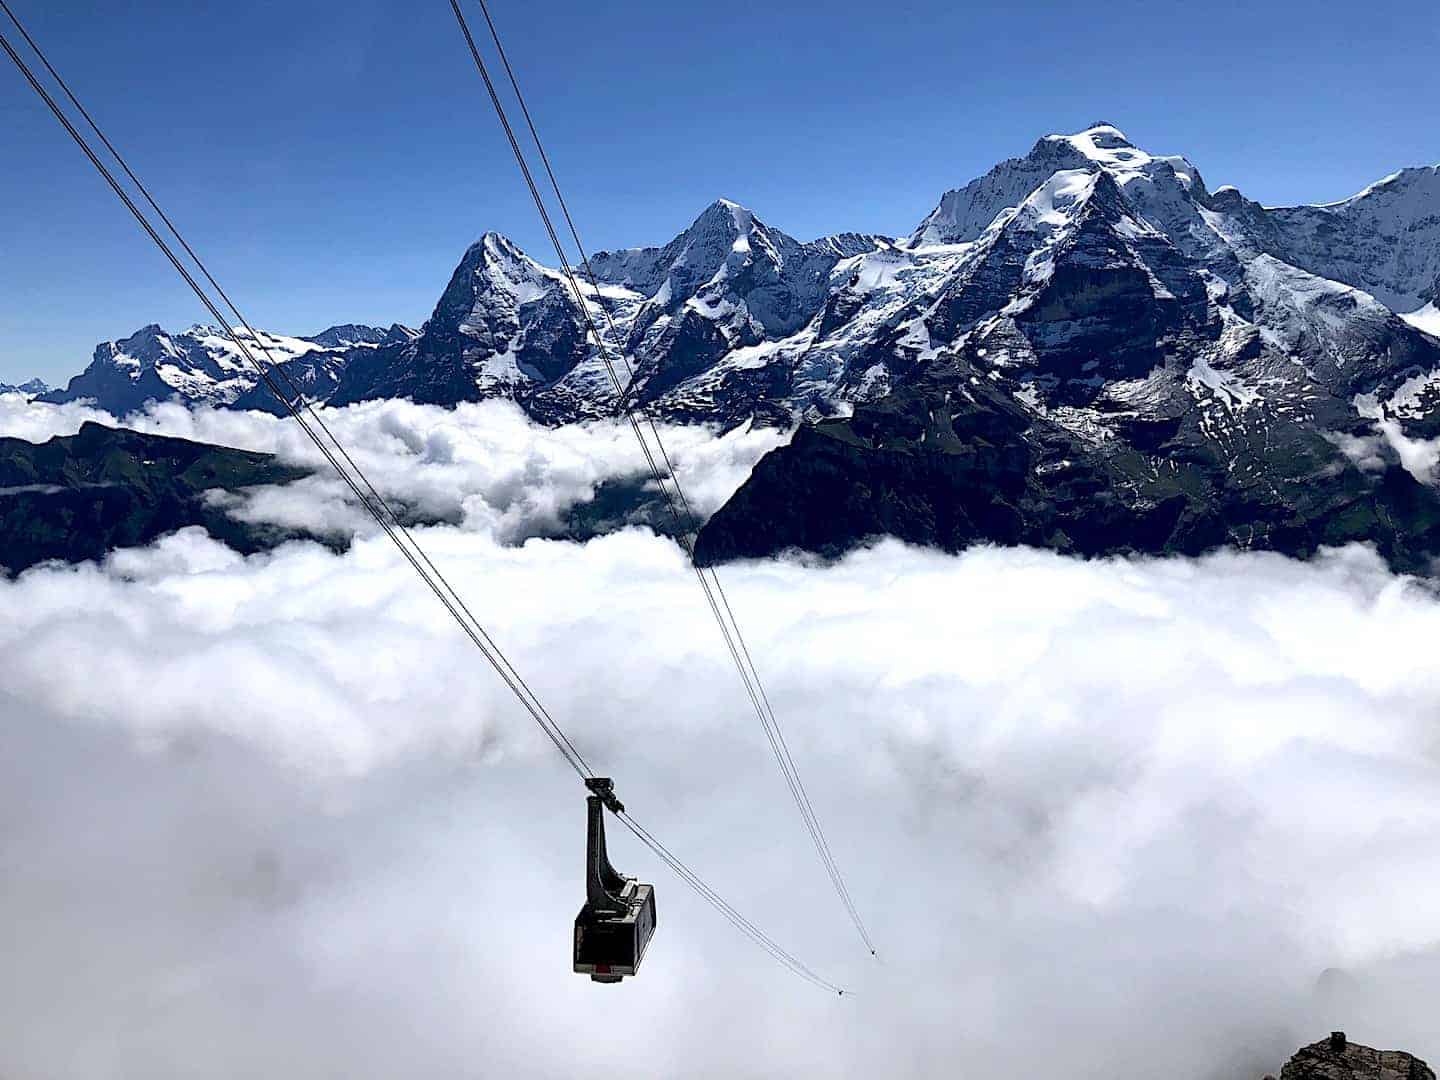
[1274,1032,1433,1080]
[0,423,312,573]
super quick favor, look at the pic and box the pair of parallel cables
[444,0,876,959]
[0,0,871,988]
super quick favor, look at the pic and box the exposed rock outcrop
[1277,1033,1434,1080]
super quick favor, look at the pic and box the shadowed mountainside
[0,423,313,573]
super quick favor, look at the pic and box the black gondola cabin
[573,779,656,983]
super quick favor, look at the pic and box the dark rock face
[549,476,684,544]
[694,352,1440,575]
[0,423,313,573]
[1279,1034,1434,1080]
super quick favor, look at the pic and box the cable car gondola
[573,778,656,983]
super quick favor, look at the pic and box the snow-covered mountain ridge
[0,377,49,397]
[688,124,1440,573]
[49,122,1438,432]
[43,323,416,416]
[40,123,1440,437]
[25,123,1440,570]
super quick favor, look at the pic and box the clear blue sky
[2,0,1437,384]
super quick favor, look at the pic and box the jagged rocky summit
[1273,1032,1434,1080]
[327,209,883,426]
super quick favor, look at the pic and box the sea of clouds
[4,395,1440,1078]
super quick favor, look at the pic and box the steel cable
[451,0,876,955]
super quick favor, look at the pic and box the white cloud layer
[0,395,787,543]
[4,400,1440,1077]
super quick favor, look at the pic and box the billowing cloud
[0,395,789,540]
[0,390,117,441]
[1377,417,1440,485]
[3,400,1440,1078]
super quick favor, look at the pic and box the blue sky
[2,0,1437,385]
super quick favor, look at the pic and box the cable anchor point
[585,776,625,814]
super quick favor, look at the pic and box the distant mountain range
[40,323,417,416]
[0,378,49,397]
[23,122,1440,570]
[37,124,1440,432]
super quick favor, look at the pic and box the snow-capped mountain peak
[304,323,396,350]
[474,230,529,263]
[590,198,767,301]
[703,196,754,229]
[1041,121,1137,161]
[1045,121,1202,190]
[465,232,555,301]
[0,377,49,397]
[381,323,422,345]
[695,131,1440,575]
[911,123,1205,248]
